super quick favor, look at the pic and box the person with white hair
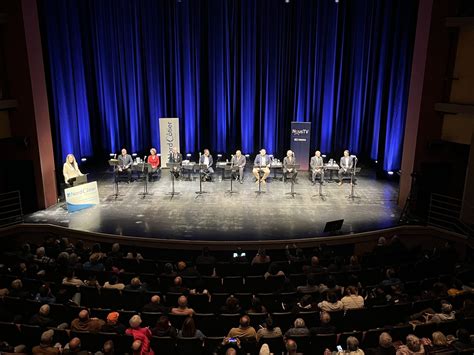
[63,153,83,185]
[284,318,310,338]
[32,329,61,354]
[126,315,154,354]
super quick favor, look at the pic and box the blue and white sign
[65,181,100,213]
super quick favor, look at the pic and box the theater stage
[25,168,401,241]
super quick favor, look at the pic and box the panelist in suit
[283,150,297,182]
[118,148,133,182]
[310,150,324,185]
[253,149,271,184]
[147,148,160,181]
[168,147,183,179]
[199,149,214,181]
[63,154,83,185]
[338,149,353,185]
[231,150,246,184]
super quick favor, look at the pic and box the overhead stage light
[387,171,394,175]
[81,157,87,162]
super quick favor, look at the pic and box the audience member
[152,316,177,337]
[32,329,60,355]
[103,275,125,290]
[177,316,205,339]
[341,286,365,310]
[170,295,195,316]
[125,315,154,355]
[71,309,105,332]
[142,295,168,313]
[227,315,257,340]
[318,291,344,312]
[396,335,424,355]
[256,316,282,342]
[100,312,126,334]
[284,318,310,338]
[310,311,336,335]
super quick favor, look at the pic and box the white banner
[159,117,180,167]
[65,181,100,213]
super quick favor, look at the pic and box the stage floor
[26,169,401,241]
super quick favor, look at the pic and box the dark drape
[39,0,418,171]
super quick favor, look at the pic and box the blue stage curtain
[40,0,417,171]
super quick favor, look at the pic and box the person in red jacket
[126,315,154,355]
[147,148,160,181]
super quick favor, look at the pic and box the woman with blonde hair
[63,154,83,185]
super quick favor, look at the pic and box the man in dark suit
[283,149,297,182]
[168,147,183,179]
[231,150,246,183]
[253,149,271,184]
[118,148,133,182]
[310,150,324,185]
[338,149,353,185]
[199,149,214,181]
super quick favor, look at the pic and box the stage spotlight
[132,153,137,157]
[322,154,327,158]
[81,157,87,162]
[375,160,378,164]
[217,154,223,158]
[109,153,114,157]
[285,0,290,3]
[387,171,394,175]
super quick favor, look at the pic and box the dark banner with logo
[290,122,311,170]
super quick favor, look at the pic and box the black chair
[201,276,222,293]
[245,275,266,293]
[100,287,122,309]
[176,337,204,355]
[258,336,285,355]
[272,312,294,333]
[240,338,258,355]
[247,312,267,329]
[96,332,122,351]
[413,322,437,338]
[222,276,244,293]
[218,314,241,336]
[166,292,182,308]
[343,308,367,331]
[168,313,188,330]
[0,321,21,345]
[362,328,387,349]
[204,336,224,354]
[264,275,286,292]
[194,313,217,336]
[210,293,230,310]
[437,319,459,336]
[338,331,363,347]
[80,285,101,307]
[182,276,198,290]
[141,312,163,327]
[459,316,474,333]
[234,293,253,311]
[285,335,310,354]
[151,336,176,355]
[389,324,413,342]
[71,330,104,352]
[51,327,70,345]
[116,334,134,353]
[311,333,337,354]
[298,311,319,328]
[49,303,71,324]
[122,289,145,310]
[20,324,43,350]
[188,293,211,313]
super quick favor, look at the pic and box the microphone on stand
[142,156,147,172]
[114,154,117,159]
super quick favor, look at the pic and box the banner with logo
[290,121,311,170]
[159,117,180,167]
[65,181,100,213]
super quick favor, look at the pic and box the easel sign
[65,181,100,213]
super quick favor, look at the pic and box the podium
[225,165,240,195]
[284,164,299,198]
[136,162,153,197]
[195,163,209,197]
[108,159,120,199]
[166,162,181,199]
[253,165,267,195]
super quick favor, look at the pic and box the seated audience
[264,262,285,279]
[296,275,319,294]
[142,295,168,313]
[366,332,395,355]
[29,304,57,328]
[318,291,344,312]
[256,316,282,342]
[423,331,453,354]
[251,249,271,265]
[451,328,474,352]
[100,311,126,334]
[62,337,88,355]
[284,318,310,338]
[103,275,125,290]
[152,316,177,337]
[310,311,336,335]
[62,270,84,287]
[168,276,188,294]
[32,329,61,355]
[341,286,365,310]
[221,295,242,314]
[285,339,299,355]
[344,336,364,355]
[71,309,105,332]
[125,277,147,291]
[396,335,424,355]
[177,316,205,339]
[170,295,195,316]
[227,315,257,340]
[35,285,56,304]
